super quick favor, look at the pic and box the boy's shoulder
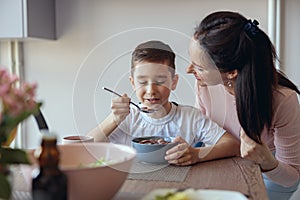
[176,103,198,110]
[172,103,207,124]
[173,102,203,115]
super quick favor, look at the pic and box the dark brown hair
[131,40,176,77]
[194,11,299,143]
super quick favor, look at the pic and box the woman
[186,11,300,200]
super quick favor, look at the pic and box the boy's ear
[129,76,135,90]
[171,74,179,90]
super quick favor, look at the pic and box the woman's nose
[186,64,194,74]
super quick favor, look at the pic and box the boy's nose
[146,83,157,94]
[186,64,194,74]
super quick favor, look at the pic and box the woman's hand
[240,129,278,171]
[165,137,200,166]
[111,94,130,125]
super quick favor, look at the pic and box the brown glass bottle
[32,134,67,200]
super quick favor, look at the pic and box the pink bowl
[24,143,136,200]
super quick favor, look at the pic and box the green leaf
[0,148,30,164]
[0,102,42,144]
[0,173,11,199]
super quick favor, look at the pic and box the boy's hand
[111,94,130,125]
[165,137,199,166]
[240,129,278,171]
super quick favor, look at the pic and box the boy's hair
[131,40,176,77]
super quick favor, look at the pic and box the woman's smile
[193,72,201,80]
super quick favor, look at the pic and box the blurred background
[0,0,299,149]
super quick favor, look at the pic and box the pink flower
[0,66,39,199]
[0,84,10,96]
[0,67,41,143]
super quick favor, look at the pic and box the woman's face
[186,38,225,86]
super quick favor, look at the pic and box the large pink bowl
[26,143,136,200]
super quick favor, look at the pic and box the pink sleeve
[194,83,207,115]
[264,91,300,187]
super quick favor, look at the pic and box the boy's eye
[138,81,166,85]
[138,81,148,85]
[137,79,167,85]
[156,81,166,85]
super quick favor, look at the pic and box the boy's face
[130,62,178,112]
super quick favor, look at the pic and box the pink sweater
[195,84,300,187]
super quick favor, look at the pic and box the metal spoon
[102,87,156,113]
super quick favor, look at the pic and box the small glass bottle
[32,134,67,200]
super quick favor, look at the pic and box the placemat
[128,159,191,182]
[12,191,32,200]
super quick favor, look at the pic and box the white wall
[281,0,300,86]
[2,0,294,148]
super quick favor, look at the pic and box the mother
[186,11,300,199]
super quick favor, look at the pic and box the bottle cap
[41,131,57,140]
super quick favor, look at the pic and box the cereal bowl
[132,136,177,164]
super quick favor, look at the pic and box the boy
[88,40,239,165]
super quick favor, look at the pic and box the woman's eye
[192,63,205,72]
[195,67,205,73]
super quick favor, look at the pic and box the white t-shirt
[108,102,225,147]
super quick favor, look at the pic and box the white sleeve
[108,111,132,146]
[108,126,132,146]
[196,112,226,146]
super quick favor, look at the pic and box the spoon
[102,87,156,113]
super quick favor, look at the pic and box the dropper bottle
[32,132,67,200]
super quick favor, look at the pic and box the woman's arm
[240,129,279,170]
[165,132,240,165]
[241,90,300,187]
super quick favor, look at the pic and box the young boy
[88,40,239,166]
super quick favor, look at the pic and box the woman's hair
[131,40,176,77]
[194,11,299,143]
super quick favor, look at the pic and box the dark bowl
[132,136,177,164]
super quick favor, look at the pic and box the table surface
[113,157,268,200]
[12,156,268,200]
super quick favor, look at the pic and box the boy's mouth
[144,98,160,104]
